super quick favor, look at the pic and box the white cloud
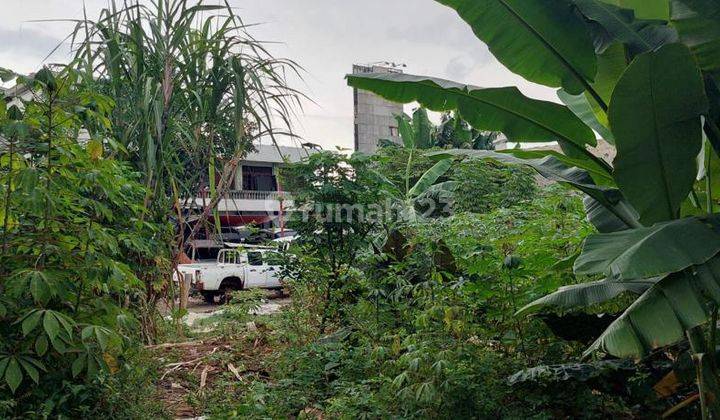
[0,0,559,150]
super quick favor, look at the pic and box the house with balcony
[188,143,312,229]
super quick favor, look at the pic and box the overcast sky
[0,0,557,150]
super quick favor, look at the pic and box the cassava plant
[347,0,720,416]
[279,152,383,331]
[0,67,168,415]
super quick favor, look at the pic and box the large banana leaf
[583,195,639,233]
[434,0,596,95]
[558,89,614,143]
[575,216,720,280]
[574,0,677,54]
[346,73,597,151]
[396,115,415,149]
[518,276,658,315]
[586,43,628,129]
[412,108,433,149]
[599,0,669,20]
[671,0,720,72]
[585,256,720,358]
[609,43,708,225]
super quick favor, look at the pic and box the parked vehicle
[176,248,285,303]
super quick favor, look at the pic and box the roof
[3,82,32,102]
[242,144,312,164]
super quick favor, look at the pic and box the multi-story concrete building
[188,143,310,228]
[352,64,404,154]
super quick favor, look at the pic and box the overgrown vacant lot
[4,0,720,418]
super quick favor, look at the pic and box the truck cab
[176,247,285,303]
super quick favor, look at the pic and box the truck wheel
[201,291,216,304]
[218,277,243,304]
[219,287,232,304]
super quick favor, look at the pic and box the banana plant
[378,112,455,223]
[348,0,720,415]
[435,111,499,150]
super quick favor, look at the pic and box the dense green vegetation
[0,0,299,417]
[385,107,500,151]
[226,158,616,418]
[349,0,720,417]
[3,0,720,417]
[0,69,169,417]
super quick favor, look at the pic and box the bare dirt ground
[151,293,290,419]
[183,293,291,329]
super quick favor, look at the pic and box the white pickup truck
[176,248,285,303]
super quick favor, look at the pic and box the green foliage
[436,0,598,95]
[391,108,500,151]
[0,69,169,416]
[609,43,707,225]
[69,0,302,224]
[347,73,600,164]
[435,111,499,150]
[507,359,636,385]
[343,0,720,414]
[346,0,720,375]
[450,159,537,214]
[279,152,383,329]
[671,0,720,72]
[219,186,649,418]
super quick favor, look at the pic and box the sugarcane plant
[347,0,720,416]
[65,0,303,237]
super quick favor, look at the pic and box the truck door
[244,251,265,288]
[262,251,283,288]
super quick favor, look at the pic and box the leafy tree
[279,152,383,330]
[347,0,720,415]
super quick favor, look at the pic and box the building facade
[352,64,404,154]
[189,144,310,228]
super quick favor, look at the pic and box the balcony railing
[197,190,290,201]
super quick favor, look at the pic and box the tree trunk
[184,154,243,252]
[687,325,720,419]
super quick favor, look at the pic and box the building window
[389,126,398,137]
[242,165,277,191]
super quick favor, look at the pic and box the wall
[353,65,404,154]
